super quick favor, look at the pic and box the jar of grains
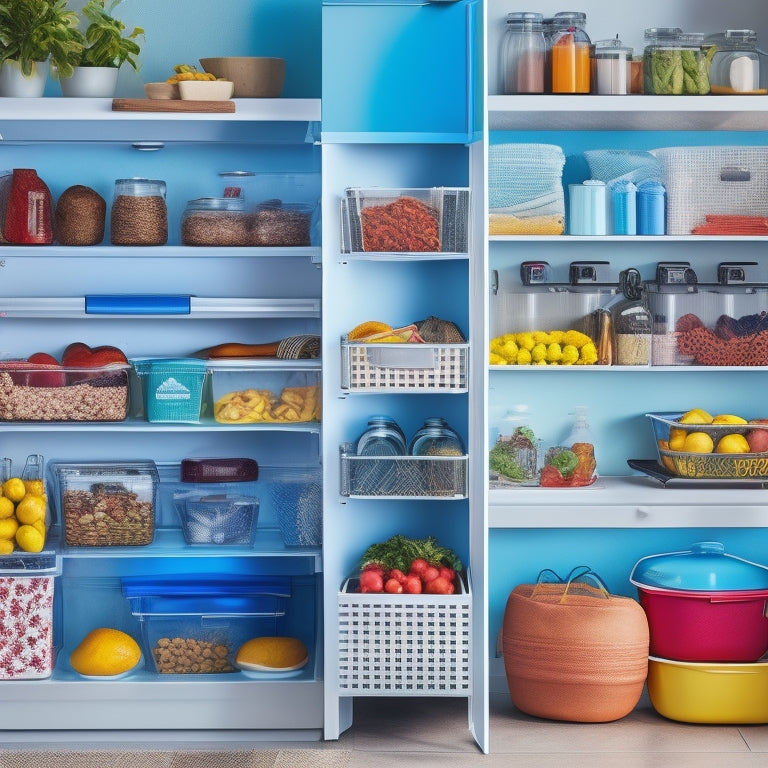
[181,197,252,246]
[110,178,168,245]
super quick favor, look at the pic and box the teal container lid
[631,541,768,592]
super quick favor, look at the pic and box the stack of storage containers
[630,542,768,724]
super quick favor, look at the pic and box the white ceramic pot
[0,59,49,97]
[60,66,119,97]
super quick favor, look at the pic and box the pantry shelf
[0,246,322,260]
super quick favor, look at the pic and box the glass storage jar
[501,12,546,94]
[408,417,465,456]
[355,416,407,456]
[110,177,168,246]
[550,11,591,93]
[181,197,251,246]
[706,30,761,94]
[591,38,631,94]
[610,269,652,366]
[643,28,710,95]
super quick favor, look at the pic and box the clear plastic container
[408,417,465,456]
[489,405,539,484]
[501,12,546,94]
[592,38,631,94]
[643,29,710,95]
[181,197,251,246]
[610,269,652,366]
[110,178,168,245]
[706,30,761,94]
[355,416,407,456]
[550,12,591,94]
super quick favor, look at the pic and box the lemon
[0,540,14,555]
[0,517,18,540]
[712,414,748,425]
[683,431,714,454]
[32,519,46,538]
[668,427,686,451]
[23,479,45,498]
[15,524,44,553]
[716,433,751,454]
[15,494,46,525]
[0,497,15,519]
[679,409,714,425]
[2,477,26,503]
[69,628,142,677]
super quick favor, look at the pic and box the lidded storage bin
[181,198,251,246]
[631,542,768,662]
[706,30,762,94]
[134,358,207,423]
[0,551,61,679]
[50,460,159,547]
[110,178,168,246]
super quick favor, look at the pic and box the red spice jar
[3,168,53,244]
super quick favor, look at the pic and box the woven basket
[503,568,649,722]
[652,146,768,235]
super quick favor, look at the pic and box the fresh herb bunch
[77,0,143,70]
[360,534,463,574]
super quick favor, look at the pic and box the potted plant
[60,0,144,97]
[0,0,83,96]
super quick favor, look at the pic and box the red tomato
[359,569,384,593]
[425,576,454,595]
[439,566,456,583]
[409,558,429,576]
[422,565,440,583]
[384,578,404,594]
[388,568,407,584]
[362,562,385,577]
[403,575,423,594]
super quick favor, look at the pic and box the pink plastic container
[631,542,768,662]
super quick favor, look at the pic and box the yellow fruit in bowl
[15,524,44,553]
[0,496,15,519]
[683,431,714,454]
[712,414,748,425]
[0,540,14,555]
[679,409,713,425]
[0,517,18,540]
[668,427,686,451]
[69,628,142,677]
[716,433,751,454]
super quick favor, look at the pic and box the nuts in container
[181,197,252,246]
[50,461,158,547]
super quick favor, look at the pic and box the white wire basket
[341,338,469,392]
[337,575,471,695]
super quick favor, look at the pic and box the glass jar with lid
[501,12,546,94]
[181,197,251,246]
[706,30,762,94]
[355,416,407,456]
[408,417,465,457]
[643,28,710,95]
[610,269,652,366]
[550,11,591,93]
[591,38,632,94]
[110,177,168,245]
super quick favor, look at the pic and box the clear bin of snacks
[340,187,470,253]
[208,360,321,425]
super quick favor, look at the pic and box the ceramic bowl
[178,80,234,101]
[144,82,179,100]
[198,57,285,97]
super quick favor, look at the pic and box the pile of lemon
[669,409,750,455]
[0,476,47,554]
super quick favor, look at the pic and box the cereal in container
[110,178,168,246]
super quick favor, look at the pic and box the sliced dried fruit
[348,321,392,340]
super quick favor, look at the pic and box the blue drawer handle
[85,295,191,314]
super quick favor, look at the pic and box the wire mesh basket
[340,444,467,498]
[652,146,768,235]
[341,338,469,392]
[337,575,471,695]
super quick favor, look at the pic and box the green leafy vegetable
[489,426,537,482]
[545,447,579,479]
[360,534,463,574]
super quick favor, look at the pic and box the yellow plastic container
[648,656,768,724]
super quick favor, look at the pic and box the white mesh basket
[337,576,471,695]
[341,338,468,392]
[652,146,768,235]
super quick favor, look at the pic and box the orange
[683,432,714,454]
[716,433,750,454]
[69,628,142,677]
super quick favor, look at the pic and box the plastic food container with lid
[643,29,711,95]
[110,177,168,246]
[501,12,546,94]
[630,541,768,661]
[181,198,251,246]
[550,11,591,93]
[705,30,763,94]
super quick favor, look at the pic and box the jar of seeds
[110,178,168,245]
[181,197,252,246]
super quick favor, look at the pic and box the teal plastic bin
[134,358,207,423]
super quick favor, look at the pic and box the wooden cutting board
[112,98,235,113]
